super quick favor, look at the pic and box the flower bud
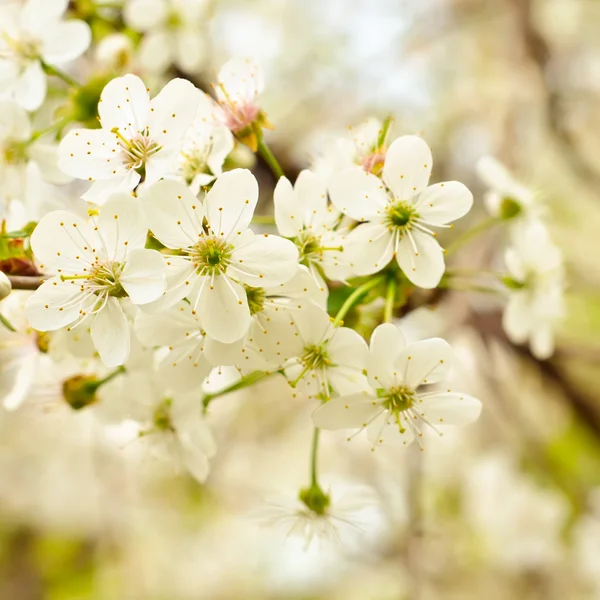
[499,197,523,220]
[62,375,100,410]
[0,271,11,301]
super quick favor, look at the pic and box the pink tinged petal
[40,20,91,63]
[368,323,406,388]
[196,276,251,343]
[25,277,82,331]
[135,301,198,347]
[81,171,140,205]
[394,338,453,388]
[217,56,263,104]
[30,210,100,273]
[205,168,258,238]
[98,194,147,261]
[415,182,474,225]
[273,176,301,237]
[346,221,394,276]
[58,128,124,180]
[141,179,205,249]
[383,135,432,201]
[312,393,382,430]
[148,78,201,148]
[90,297,130,366]
[327,326,369,370]
[395,229,445,289]
[98,74,150,135]
[15,61,46,111]
[228,232,299,287]
[294,169,329,227]
[419,392,482,426]
[120,248,166,305]
[329,168,388,222]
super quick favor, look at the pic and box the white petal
[419,392,482,426]
[503,294,531,344]
[346,221,394,276]
[14,61,46,111]
[205,168,258,238]
[368,323,406,388]
[295,169,329,227]
[273,176,301,237]
[0,100,31,140]
[120,249,166,305]
[21,0,67,27]
[90,297,130,366]
[81,171,140,205]
[312,393,381,430]
[292,304,333,346]
[383,135,432,201]
[530,324,554,360]
[25,277,82,330]
[228,232,299,287]
[99,74,150,135]
[123,0,168,31]
[174,29,206,74]
[203,335,244,366]
[148,78,201,149]
[395,230,445,289]
[98,194,147,261]
[141,179,205,249]
[206,125,234,175]
[394,338,453,388]
[328,326,369,370]
[28,142,72,185]
[137,30,173,74]
[416,182,473,225]
[40,20,91,63]
[217,57,263,104]
[367,412,415,447]
[160,345,211,393]
[329,168,388,222]
[135,301,198,347]
[194,276,251,343]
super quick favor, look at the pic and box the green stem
[445,217,499,256]
[29,117,71,143]
[251,214,276,225]
[383,277,397,323]
[41,60,81,88]
[377,115,394,148]
[0,313,16,332]
[202,370,278,412]
[333,275,385,326]
[310,427,320,486]
[254,127,285,179]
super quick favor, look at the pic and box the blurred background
[2,0,600,598]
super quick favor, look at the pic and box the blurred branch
[6,275,45,291]
[511,0,600,189]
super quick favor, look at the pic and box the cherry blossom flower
[274,170,351,293]
[124,0,208,75]
[0,271,10,300]
[312,323,482,448]
[25,195,166,366]
[502,220,564,359]
[140,170,299,344]
[284,304,369,400]
[329,135,473,288]
[0,0,91,110]
[58,74,201,204]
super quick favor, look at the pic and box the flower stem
[333,275,385,326]
[0,313,16,332]
[383,277,397,323]
[254,127,285,180]
[29,117,71,143]
[202,370,278,413]
[40,60,81,88]
[377,115,394,148]
[310,427,320,487]
[444,216,499,256]
[251,214,276,225]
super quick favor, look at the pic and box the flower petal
[216,57,263,104]
[294,169,329,227]
[368,323,406,388]
[312,393,381,430]
[228,232,299,287]
[98,194,147,261]
[394,338,453,388]
[395,230,444,289]
[81,171,140,205]
[98,73,150,135]
[141,179,205,249]
[329,168,388,222]
[205,168,258,238]
[135,301,198,347]
[14,60,46,111]
[120,248,166,305]
[416,182,473,225]
[328,326,369,370]
[123,0,168,31]
[383,135,432,201]
[345,221,394,276]
[419,392,482,426]
[25,277,82,331]
[273,176,301,237]
[40,20,91,63]
[90,297,130,366]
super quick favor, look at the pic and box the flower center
[296,231,343,264]
[2,140,28,165]
[62,262,127,297]
[2,32,40,60]
[221,102,260,133]
[111,127,162,170]
[300,344,331,370]
[360,150,386,176]
[190,236,233,276]
[245,286,265,315]
[385,201,419,231]
[379,385,416,413]
[153,398,174,431]
[180,142,213,184]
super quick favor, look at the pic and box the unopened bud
[499,197,523,220]
[0,272,11,301]
[62,375,100,410]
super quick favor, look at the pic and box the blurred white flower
[140,171,299,344]
[58,74,201,204]
[503,220,565,359]
[0,0,91,110]
[94,33,136,71]
[0,270,10,300]
[25,195,166,366]
[329,135,473,288]
[313,323,482,448]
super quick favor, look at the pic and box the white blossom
[312,323,482,448]
[25,195,166,366]
[329,135,473,288]
[58,74,201,204]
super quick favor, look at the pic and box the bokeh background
[2,0,600,598]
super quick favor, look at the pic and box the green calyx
[299,484,330,516]
[499,197,523,220]
[62,375,101,410]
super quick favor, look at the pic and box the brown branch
[6,275,46,291]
